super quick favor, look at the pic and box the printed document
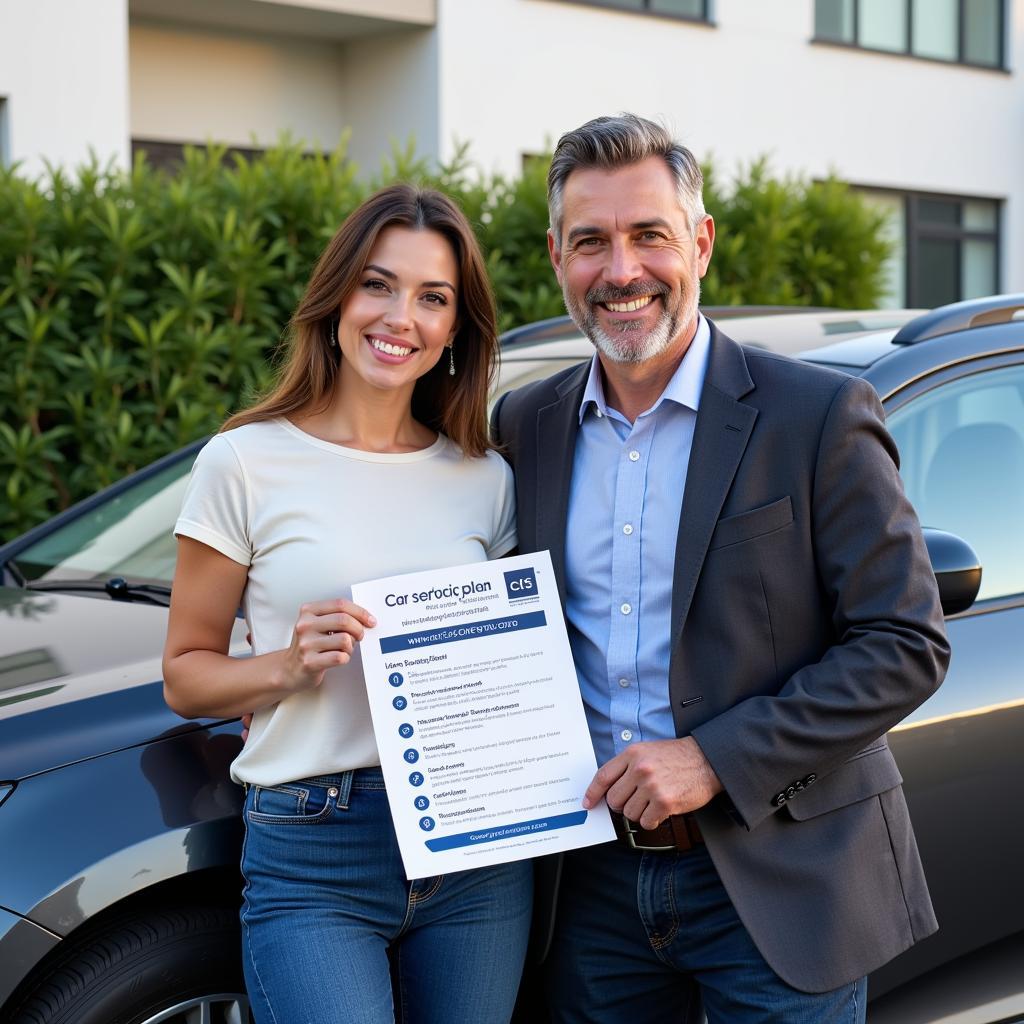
[352,551,614,878]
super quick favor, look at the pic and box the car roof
[499,297,1024,393]
[797,331,902,369]
[800,294,1024,363]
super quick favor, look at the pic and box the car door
[870,356,1024,998]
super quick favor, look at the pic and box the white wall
[128,18,438,173]
[129,20,349,150]
[0,0,130,176]
[342,27,440,174]
[437,0,1024,292]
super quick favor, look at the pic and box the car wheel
[5,905,251,1024]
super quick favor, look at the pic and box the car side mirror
[922,528,982,616]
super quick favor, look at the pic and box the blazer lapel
[670,327,758,651]
[535,362,588,608]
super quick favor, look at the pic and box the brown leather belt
[611,811,704,853]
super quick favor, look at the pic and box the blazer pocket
[785,745,903,820]
[708,496,794,551]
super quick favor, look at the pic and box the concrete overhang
[129,0,434,40]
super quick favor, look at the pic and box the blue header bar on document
[379,611,547,654]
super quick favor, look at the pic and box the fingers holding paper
[283,599,378,692]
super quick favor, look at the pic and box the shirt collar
[578,312,712,424]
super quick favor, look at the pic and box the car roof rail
[892,294,1024,346]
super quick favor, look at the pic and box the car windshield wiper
[24,576,172,607]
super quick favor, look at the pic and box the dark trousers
[537,840,867,1024]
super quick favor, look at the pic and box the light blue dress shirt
[565,315,712,767]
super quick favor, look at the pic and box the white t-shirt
[174,418,517,786]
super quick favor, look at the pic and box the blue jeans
[545,841,866,1024]
[241,768,532,1024]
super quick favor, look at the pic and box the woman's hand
[279,599,377,694]
[164,538,378,719]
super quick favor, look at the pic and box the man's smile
[600,296,658,314]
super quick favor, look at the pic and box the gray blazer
[491,322,950,993]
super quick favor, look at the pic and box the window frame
[854,186,1001,309]
[538,0,714,27]
[813,0,1007,71]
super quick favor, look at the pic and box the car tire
[5,904,250,1024]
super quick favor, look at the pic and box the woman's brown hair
[223,184,499,457]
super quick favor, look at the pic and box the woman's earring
[329,320,338,347]
[448,344,455,376]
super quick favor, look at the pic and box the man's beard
[562,277,700,365]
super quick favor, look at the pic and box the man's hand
[582,737,723,829]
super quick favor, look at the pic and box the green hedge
[0,139,891,541]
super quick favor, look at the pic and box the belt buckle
[622,815,674,852]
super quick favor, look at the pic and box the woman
[163,184,531,1024]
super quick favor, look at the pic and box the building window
[547,0,712,23]
[814,0,1005,68]
[131,138,267,173]
[856,188,1000,309]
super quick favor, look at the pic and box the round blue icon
[399,723,414,738]
[392,695,408,711]
[414,795,430,811]
[419,816,436,832]
[389,672,404,688]
[403,748,419,764]
[408,771,424,787]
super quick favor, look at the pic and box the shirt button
[622,524,634,535]
[619,678,630,688]
[621,729,633,742]
[628,450,640,462]
[620,603,632,615]
[596,408,604,418]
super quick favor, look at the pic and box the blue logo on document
[503,566,538,602]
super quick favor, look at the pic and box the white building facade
[1,0,1022,307]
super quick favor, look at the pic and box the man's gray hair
[547,113,705,244]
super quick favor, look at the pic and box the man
[492,114,949,1023]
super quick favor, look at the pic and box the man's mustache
[586,282,669,304]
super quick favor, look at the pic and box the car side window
[887,363,1024,602]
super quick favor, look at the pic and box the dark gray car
[0,295,1021,1024]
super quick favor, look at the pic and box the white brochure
[352,551,614,879]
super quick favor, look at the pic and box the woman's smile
[366,333,417,361]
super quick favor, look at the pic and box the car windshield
[12,455,197,587]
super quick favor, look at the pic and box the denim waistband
[241,767,386,810]
[300,767,384,791]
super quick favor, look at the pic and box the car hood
[0,587,242,780]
